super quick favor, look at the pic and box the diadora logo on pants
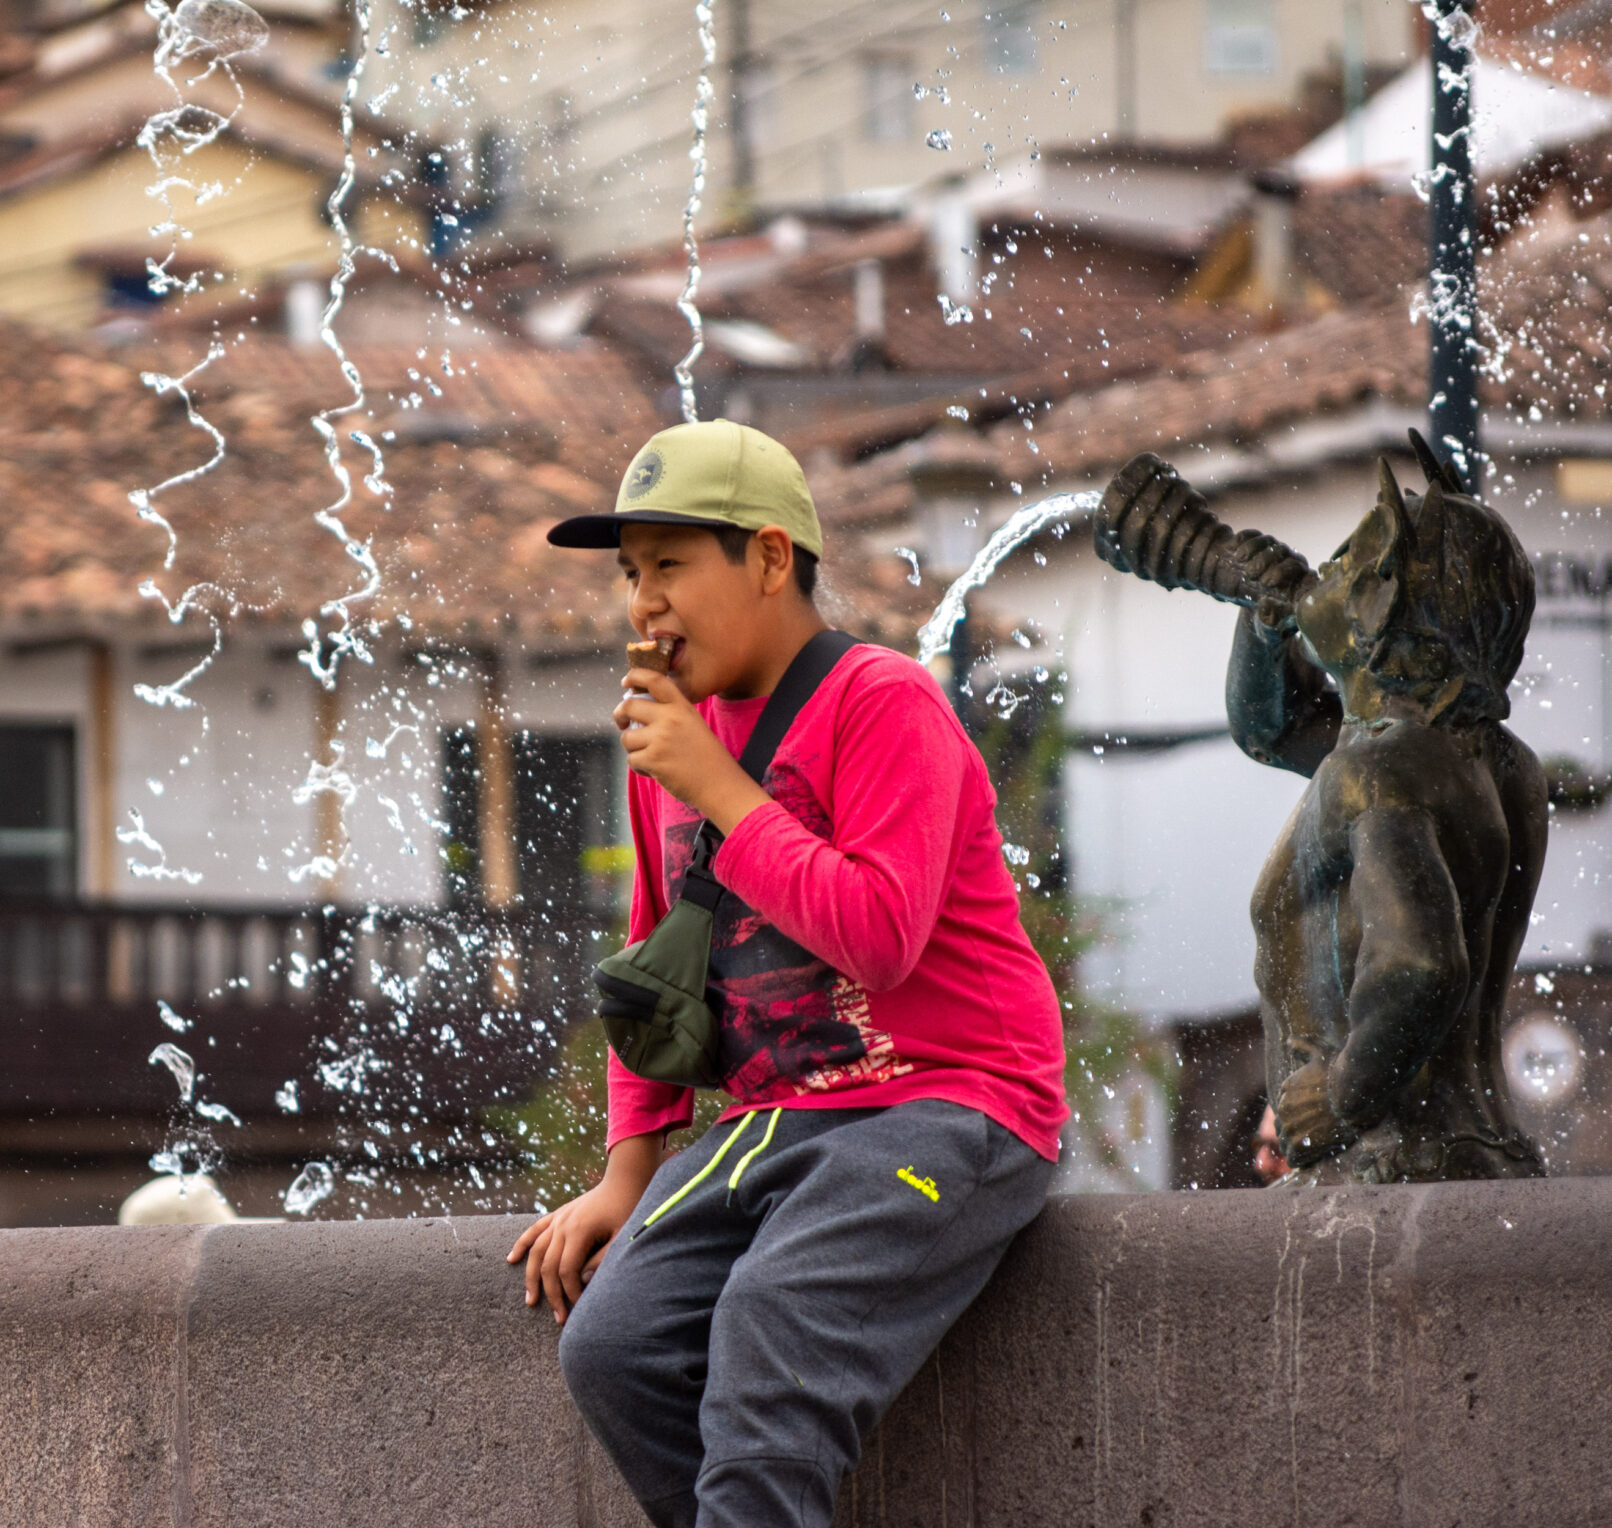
[897,1166,939,1202]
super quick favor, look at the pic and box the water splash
[284,1160,336,1215]
[149,1042,197,1104]
[128,2,247,714]
[672,0,717,424]
[299,0,391,691]
[915,490,1100,667]
[118,808,204,884]
[172,0,269,55]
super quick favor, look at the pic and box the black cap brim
[546,510,731,548]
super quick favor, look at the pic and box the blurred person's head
[1254,1104,1289,1186]
[118,1173,238,1225]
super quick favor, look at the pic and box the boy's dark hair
[712,524,818,601]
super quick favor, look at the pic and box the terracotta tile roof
[0,325,645,644]
[814,211,1612,524]
[1483,212,1612,425]
[0,322,929,650]
[1293,188,1429,305]
[586,224,1262,461]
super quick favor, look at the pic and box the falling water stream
[299,0,391,693]
[915,491,1100,667]
[125,0,267,716]
[672,0,717,423]
[125,0,401,1208]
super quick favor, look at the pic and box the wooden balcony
[0,899,599,1125]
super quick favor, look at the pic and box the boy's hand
[508,1131,665,1323]
[507,1177,636,1324]
[613,670,770,835]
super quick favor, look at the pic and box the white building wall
[954,450,1612,1023]
[362,0,1415,263]
[118,643,328,904]
[33,641,629,910]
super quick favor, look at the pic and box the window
[441,729,619,918]
[983,3,1037,75]
[513,733,617,918]
[863,53,915,144]
[0,726,76,900]
[474,127,518,209]
[1205,0,1277,75]
[412,0,446,47]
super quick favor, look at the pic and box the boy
[510,419,1067,1527]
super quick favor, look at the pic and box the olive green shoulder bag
[593,629,860,1089]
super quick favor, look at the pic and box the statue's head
[1296,433,1533,725]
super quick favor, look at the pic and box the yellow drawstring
[636,1111,756,1234]
[727,1106,783,1193]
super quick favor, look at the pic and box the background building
[0,0,1607,1216]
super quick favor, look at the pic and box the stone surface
[2,1181,1610,1526]
[0,1226,197,1524]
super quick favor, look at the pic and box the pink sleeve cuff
[605,1049,694,1150]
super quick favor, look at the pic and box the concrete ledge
[3,1179,1610,1526]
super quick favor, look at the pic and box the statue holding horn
[1095,436,1547,1183]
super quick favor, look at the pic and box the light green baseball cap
[546,418,823,558]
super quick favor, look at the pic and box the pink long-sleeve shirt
[605,641,1068,1161]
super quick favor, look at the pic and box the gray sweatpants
[557,1099,1053,1528]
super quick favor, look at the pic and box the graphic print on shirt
[663,759,913,1101]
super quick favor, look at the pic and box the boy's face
[616,524,771,701]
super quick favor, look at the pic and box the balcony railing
[0,899,605,1122]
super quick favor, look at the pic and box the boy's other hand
[613,671,770,835]
[508,1131,665,1323]
[507,1178,635,1324]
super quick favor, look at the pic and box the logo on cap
[624,452,663,501]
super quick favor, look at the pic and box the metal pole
[1115,0,1136,140]
[1428,0,1480,488]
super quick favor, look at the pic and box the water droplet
[893,547,923,586]
[946,404,970,421]
[275,1081,301,1114]
[926,128,952,151]
[173,0,269,57]
[157,1000,190,1034]
[285,1161,336,1215]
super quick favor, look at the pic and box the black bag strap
[686,629,860,880]
[737,628,861,784]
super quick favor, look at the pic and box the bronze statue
[1094,436,1547,1183]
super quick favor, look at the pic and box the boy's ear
[751,525,795,594]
